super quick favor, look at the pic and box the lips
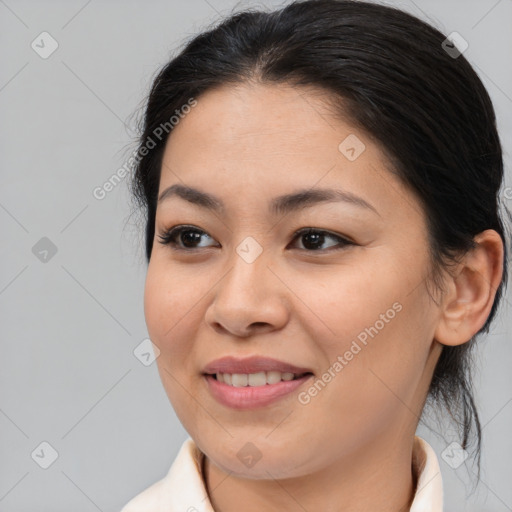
[202,355,313,376]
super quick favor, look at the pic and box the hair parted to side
[128,0,511,481]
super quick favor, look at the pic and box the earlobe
[434,229,504,347]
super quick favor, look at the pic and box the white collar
[121,435,443,511]
[410,436,444,511]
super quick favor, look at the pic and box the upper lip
[202,356,313,375]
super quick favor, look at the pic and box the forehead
[167,82,345,158]
[158,82,423,224]
[163,83,371,182]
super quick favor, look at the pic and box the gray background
[0,0,511,511]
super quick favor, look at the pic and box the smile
[212,371,311,387]
[204,372,314,409]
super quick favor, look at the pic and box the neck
[203,429,418,512]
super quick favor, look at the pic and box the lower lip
[203,373,313,410]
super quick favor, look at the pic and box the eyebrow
[158,184,380,217]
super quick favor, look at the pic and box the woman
[121,0,509,510]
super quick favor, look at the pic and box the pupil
[303,232,323,250]
[182,230,201,247]
[181,231,325,249]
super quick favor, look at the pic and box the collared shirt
[120,435,443,512]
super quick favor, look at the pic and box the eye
[289,228,354,252]
[157,225,217,250]
[157,225,355,252]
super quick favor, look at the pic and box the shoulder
[120,475,171,512]
[119,437,207,512]
[410,435,444,512]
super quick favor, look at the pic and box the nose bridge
[235,234,266,267]
[225,235,271,296]
[212,233,289,318]
[204,232,292,336]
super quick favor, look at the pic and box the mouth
[201,355,314,408]
[203,371,314,409]
[202,355,314,377]
[205,371,314,387]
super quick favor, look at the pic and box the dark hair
[129,0,510,481]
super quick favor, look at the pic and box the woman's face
[144,82,444,478]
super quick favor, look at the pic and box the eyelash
[157,225,355,253]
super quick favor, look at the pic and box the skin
[144,81,504,512]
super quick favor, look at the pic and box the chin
[204,441,312,480]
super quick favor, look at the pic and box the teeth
[231,373,247,387]
[214,371,304,387]
[248,372,267,386]
[267,371,283,385]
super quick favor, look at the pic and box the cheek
[143,258,209,382]
[143,267,168,343]
[291,261,402,346]
[144,260,193,344]
[144,262,202,416]
[299,263,431,412]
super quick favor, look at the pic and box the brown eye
[157,226,217,250]
[290,228,354,252]
[157,225,354,253]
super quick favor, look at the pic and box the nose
[203,247,290,338]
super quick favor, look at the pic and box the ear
[434,229,504,347]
